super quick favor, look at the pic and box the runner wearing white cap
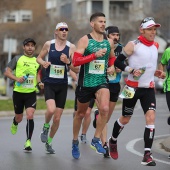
[108,17,164,166]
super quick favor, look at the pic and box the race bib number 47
[89,60,105,74]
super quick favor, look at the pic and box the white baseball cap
[56,22,68,29]
[140,17,161,29]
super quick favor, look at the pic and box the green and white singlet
[78,34,111,87]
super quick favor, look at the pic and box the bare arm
[114,41,134,73]
[73,36,108,66]
[155,63,166,79]
[107,39,115,75]
[158,63,166,71]
[123,41,134,56]
[69,69,78,82]
[4,67,25,83]
[36,69,44,89]
[36,41,51,68]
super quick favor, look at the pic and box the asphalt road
[0,93,170,170]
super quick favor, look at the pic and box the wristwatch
[67,61,71,66]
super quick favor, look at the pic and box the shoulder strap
[103,33,107,40]
[87,34,93,39]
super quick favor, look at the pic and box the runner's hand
[42,61,51,68]
[95,48,107,58]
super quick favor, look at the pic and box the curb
[0,103,123,117]
[160,136,170,152]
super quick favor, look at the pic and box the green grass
[0,98,122,111]
[0,99,75,111]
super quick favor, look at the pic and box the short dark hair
[90,12,105,22]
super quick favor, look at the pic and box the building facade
[55,0,152,30]
[0,0,46,75]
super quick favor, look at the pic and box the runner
[36,22,78,154]
[4,38,40,151]
[108,17,164,166]
[72,12,115,159]
[93,26,124,158]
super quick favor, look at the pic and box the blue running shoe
[90,139,106,154]
[72,143,80,159]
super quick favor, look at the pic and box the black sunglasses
[142,17,155,23]
[58,28,69,31]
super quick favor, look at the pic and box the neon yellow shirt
[8,55,40,93]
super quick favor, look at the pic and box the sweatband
[73,52,96,67]
[108,56,116,66]
[114,52,127,70]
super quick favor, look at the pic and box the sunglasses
[142,17,155,23]
[58,28,69,31]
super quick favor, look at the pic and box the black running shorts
[13,91,36,114]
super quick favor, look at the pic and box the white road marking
[126,134,170,165]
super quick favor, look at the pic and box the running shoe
[93,109,99,128]
[90,139,106,154]
[80,134,87,143]
[109,137,118,159]
[10,123,18,135]
[45,142,55,154]
[24,139,32,151]
[40,125,49,143]
[103,142,110,158]
[141,152,156,166]
[72,143,80,159]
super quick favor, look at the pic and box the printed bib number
[89,60,105,74]
[49,64,65,78]
[22,75,34,88]
[119,85,135,99]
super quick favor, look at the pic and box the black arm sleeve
[114,53,127,71]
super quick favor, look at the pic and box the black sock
[103,142,107,147]
[111,120,124,144]
[13,117,18,125]
[144,126,155,154]
[26,119,34,140]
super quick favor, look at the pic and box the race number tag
[108,72,116,81]
[49,64,65,78]
[22,75,34,88]
[89,60,105,74]
[119,85,135,99]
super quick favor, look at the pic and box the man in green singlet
[71,12,115,159]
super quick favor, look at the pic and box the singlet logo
[23,62,30,67]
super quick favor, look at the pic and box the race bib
[119,85,135,99]
[49,64,65,78]
[22,75,34,88]
[89,60,105,74]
